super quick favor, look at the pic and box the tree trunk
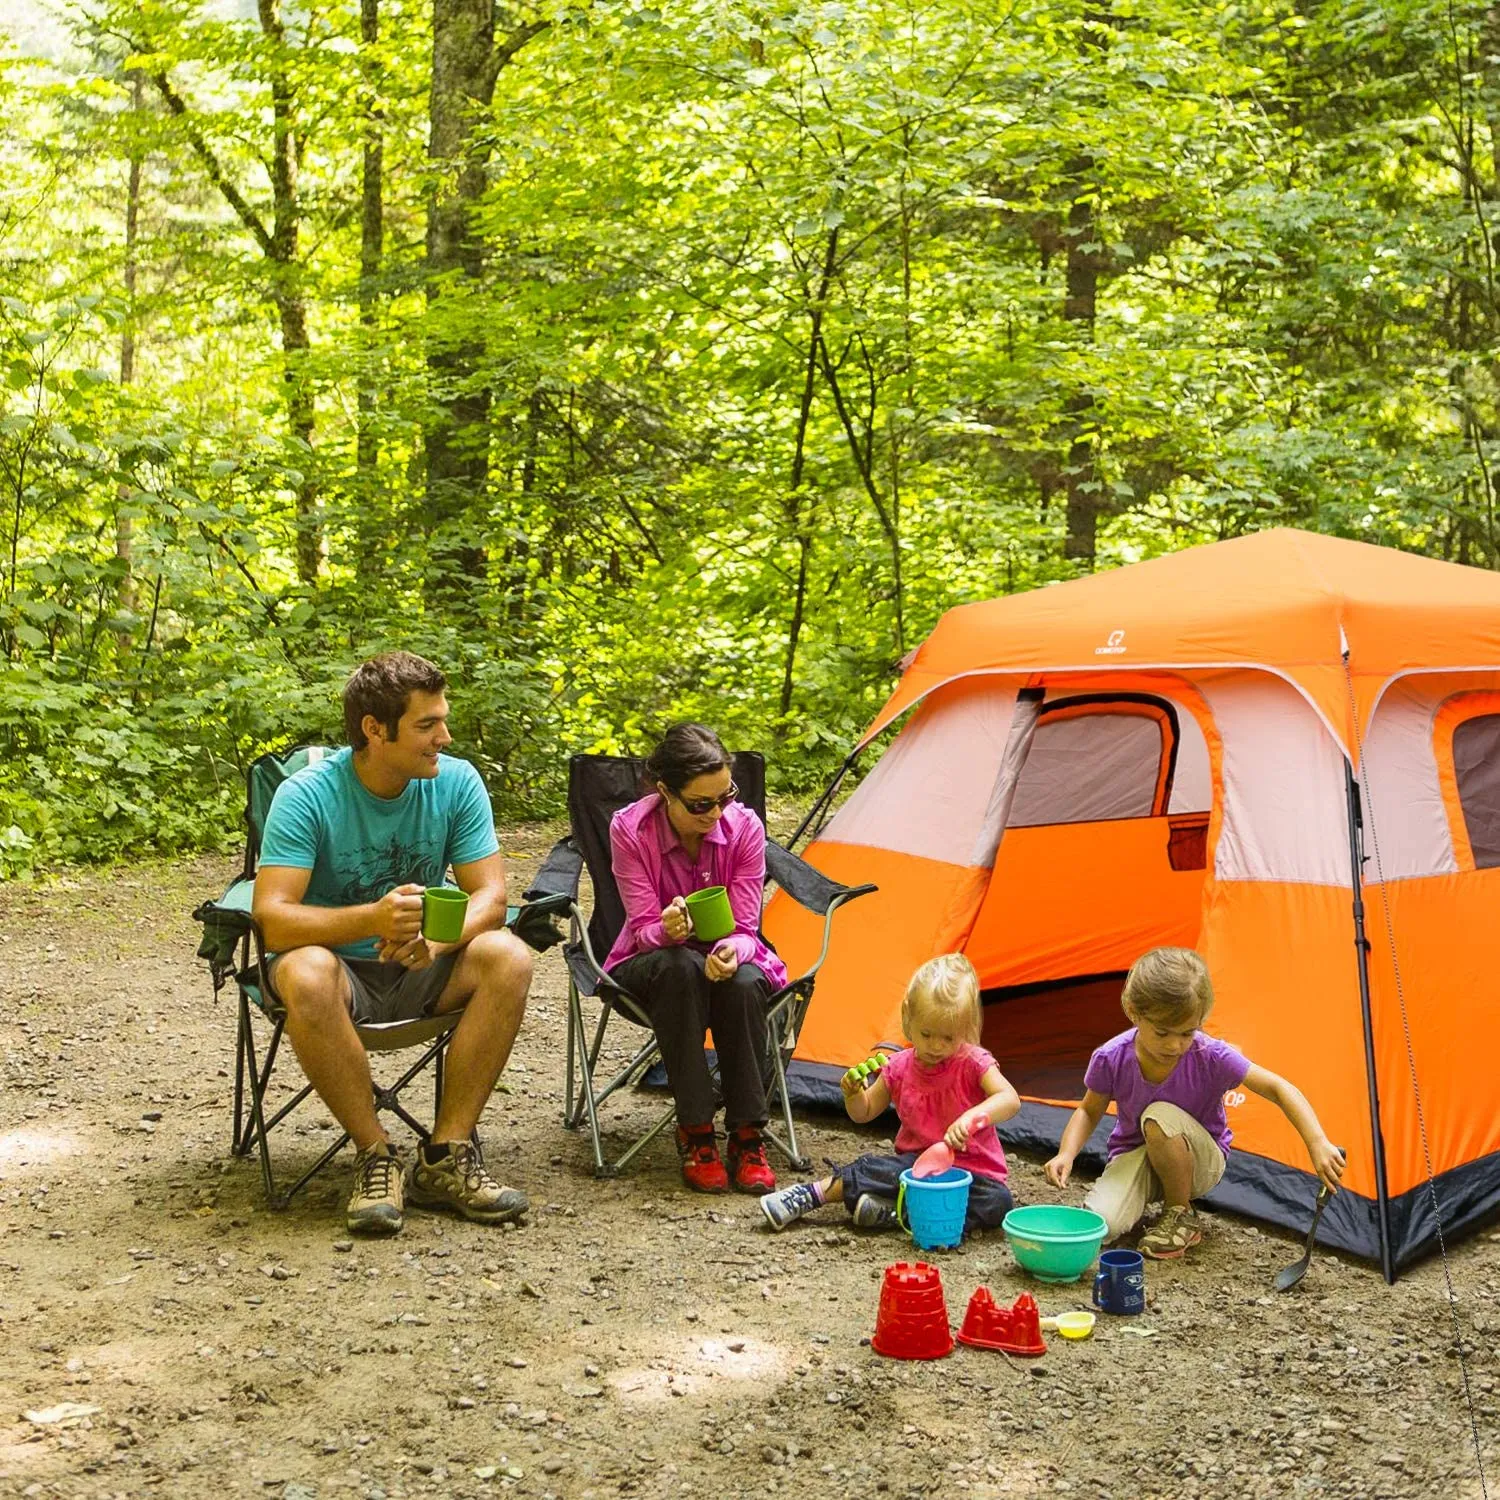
[425,3,547,601]
[357,0,383,496]
[259,0,321,585]
[1061,178,1101,565]
[115,69,143,647]
[778,227,839,722]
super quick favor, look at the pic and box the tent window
[1007,697,1176,828]
[1453,714,1500,869]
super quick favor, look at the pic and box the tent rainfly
[764,527,1500,1278]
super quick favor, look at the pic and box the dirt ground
[1,836,1497,1500]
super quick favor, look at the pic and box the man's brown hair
[343,651,447,750]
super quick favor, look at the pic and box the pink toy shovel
[912,1116,992,1178]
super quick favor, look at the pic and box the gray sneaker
[347,1142,405,1236]
[851,1193,897,1230]
[408,1141,528,1225]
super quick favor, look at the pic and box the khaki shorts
[1084,1101,1227,1240]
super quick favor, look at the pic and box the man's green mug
[422,886,469,944]
[684,885,734,943]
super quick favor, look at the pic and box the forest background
[1,0,1496,877]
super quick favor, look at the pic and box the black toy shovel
[1274,1184,1332,1292]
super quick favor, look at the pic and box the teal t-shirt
[259,746,500,960]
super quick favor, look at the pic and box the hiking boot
[676,1124,728,1193]
[408,1140,529,1225]
[347,1141,405,1236]
[760,1181,823,1231]
[727,1126,776,1194]
[851,1192,898,1230]
[1139,1204,1203,1260]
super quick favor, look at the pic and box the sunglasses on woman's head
[675,783,739,816]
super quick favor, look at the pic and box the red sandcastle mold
[957,1287,1046,1356]
[870,1261,954,1360]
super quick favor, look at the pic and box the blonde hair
[902,953,982,1045]
[1123,946,1213,1028]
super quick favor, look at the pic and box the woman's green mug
[684,885,734,943]
[422,886,469,944]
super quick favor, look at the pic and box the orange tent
[765,528,1500,1276]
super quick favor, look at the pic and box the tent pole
[788,749,861,851]
[1344,757,1396,1284]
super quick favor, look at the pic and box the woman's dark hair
[343,651,447,749]
[645,722,730,793]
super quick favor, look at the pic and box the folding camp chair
[525,752,875,1177]
[192,745,567,1209]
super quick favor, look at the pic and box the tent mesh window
[1453,713,1500,868]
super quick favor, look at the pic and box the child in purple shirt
[1046,947,1345,1260]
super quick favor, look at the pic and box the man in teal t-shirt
[253,651,534,1237]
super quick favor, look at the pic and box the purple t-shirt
[1084,1028,1250,1161]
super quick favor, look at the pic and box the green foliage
[1,0,1498,874]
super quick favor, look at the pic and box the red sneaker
[676,1124,728,1193]
[727,1126,776,1194]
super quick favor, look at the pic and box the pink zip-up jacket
[602,793,788,989]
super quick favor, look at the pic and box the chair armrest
[765,840,877,915]
[524,836,584,903]
[507,893,570,953]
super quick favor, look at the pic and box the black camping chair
[525,752,876,1177]
[192,745,568,1209]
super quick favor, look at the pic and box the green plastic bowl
[1002,1205,1109,1283]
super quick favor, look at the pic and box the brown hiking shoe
[1139,1204,1204,1260]
[347,1142,405,1236]
[408,1141,528,1225]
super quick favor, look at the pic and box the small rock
[142,1111,163,1122]
[451,1396,476,1410]
[332,1240,353,1254]
[583,1363,599,1377]
[542,1459,565,1474]
[520,1281,544,1299]
[507,1357,528,1368]
[728,1340,745,1353]
[562,1384,603,1399]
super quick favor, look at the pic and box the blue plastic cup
[896,1167,972,1251]
[1092,1248,1147,1315]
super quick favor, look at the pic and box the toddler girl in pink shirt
[760,953,1021,1234]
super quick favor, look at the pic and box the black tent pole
[1344,756,1396,1284]
[788,749,861,851]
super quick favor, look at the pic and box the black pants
[835,1151,1015,1233]
[610,947,772,1131]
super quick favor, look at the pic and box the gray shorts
[269,948,462,1025]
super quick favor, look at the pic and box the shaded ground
[1,837,1496,1500]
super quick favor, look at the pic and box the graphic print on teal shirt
[259,747,499,959]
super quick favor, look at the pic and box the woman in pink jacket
[603,724,787,1195]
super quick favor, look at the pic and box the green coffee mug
[422,886,469,944]
[684,885,734,943]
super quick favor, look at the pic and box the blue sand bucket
[896,1167,972,1251]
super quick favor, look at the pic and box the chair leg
[567,982,613,1176]
[762,989,812,1171]
[233,993,251,1155]
[237,1011,291,1209]
[612,1102,679,1173]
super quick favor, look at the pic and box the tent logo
[1095,629,1127,656]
